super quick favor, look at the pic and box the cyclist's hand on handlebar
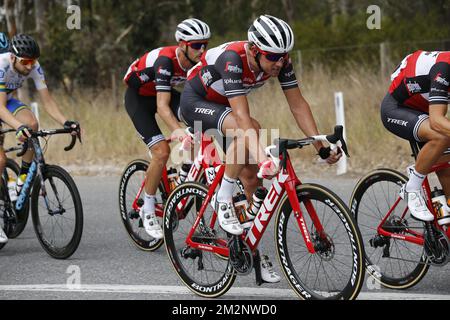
[318,146,342,165]
[257,158,280,180]
[64,120,81,136]
[16,125,32,143]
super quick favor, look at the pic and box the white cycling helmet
[175,18,211,42]
[248,15,294,54]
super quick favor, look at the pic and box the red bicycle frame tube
[376,161,450,245]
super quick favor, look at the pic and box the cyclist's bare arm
[0,92,23,130]
[429,104,450,136]
[156,91,182,133]
[283,87,324,152]
[37,88,67,125]
[228,95,266,163]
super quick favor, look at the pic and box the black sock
[20,161,31,176]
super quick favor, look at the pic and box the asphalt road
[0,175,449,300]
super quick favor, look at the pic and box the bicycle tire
[350,168,429,289]
[0,174,7,251]
[275,183,365,300]
[164,182,236,298]
[118,159,166,252]
[31,165,83,259]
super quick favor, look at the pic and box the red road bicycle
[118,130,244,251]
[350,141,450,289]
[163,126,365,300]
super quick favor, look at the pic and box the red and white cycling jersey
[187,41,298,105]
[123,46,187,96]
[389,50,450,113]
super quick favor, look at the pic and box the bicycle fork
[285,181,318,254]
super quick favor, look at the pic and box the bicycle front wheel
[275,183,365,300]
[350,168,429,289]
[31,165,83,259]
[164,182,236,298]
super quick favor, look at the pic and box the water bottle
[167,167,178,191]
[246,186,268,220]
[7,178,17,202]
[233,193,249,224]
[176,163,192,186]
[431,187,450,226]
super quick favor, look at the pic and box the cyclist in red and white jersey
[381,50,450,221]
[123,18,210,239]
[179,15,341,281]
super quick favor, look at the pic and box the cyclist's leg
[125,88,169,195]
[381,93,448,220]
[7,99,36,180]
[180,86,249,234]
[416,122,450,175]
[223,117,262,200]
[125,88,167,238]
[433,153,450,199]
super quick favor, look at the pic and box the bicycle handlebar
[270,125,350,158]
[16,128,81,157]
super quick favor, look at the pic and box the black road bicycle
[0,127,83,259]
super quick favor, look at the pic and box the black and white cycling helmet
[175,18,211,42]
[10,34,40,59]
[248,15,294,54]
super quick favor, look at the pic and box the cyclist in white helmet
[123,18,210,239]
[179,15,342,283]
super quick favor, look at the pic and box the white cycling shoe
[260,255,281,283]
[0,226,8,244]
[211,193,243,236]
[140,208,164,239]
[400,185,434,222]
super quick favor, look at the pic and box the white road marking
[0,284,449,300]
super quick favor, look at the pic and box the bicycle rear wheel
[350,168,429,289]
[163,182,236,298]
[275,183,365,300]
[118,159,166,251]
[31,165,83,259]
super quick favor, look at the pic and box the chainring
[228,236,253,275]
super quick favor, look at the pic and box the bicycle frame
[185,152,324,257]
[131,133,224,218]
[15,137,45,212]
[376,161,450,246]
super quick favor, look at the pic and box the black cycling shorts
[124,88,181,149]
[180,82,232,136]
[380,93,429,143]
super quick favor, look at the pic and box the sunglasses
[256,47,288,62]
[16,56,37,66]
[187,41,208,50]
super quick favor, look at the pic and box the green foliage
[3,0,447,90]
